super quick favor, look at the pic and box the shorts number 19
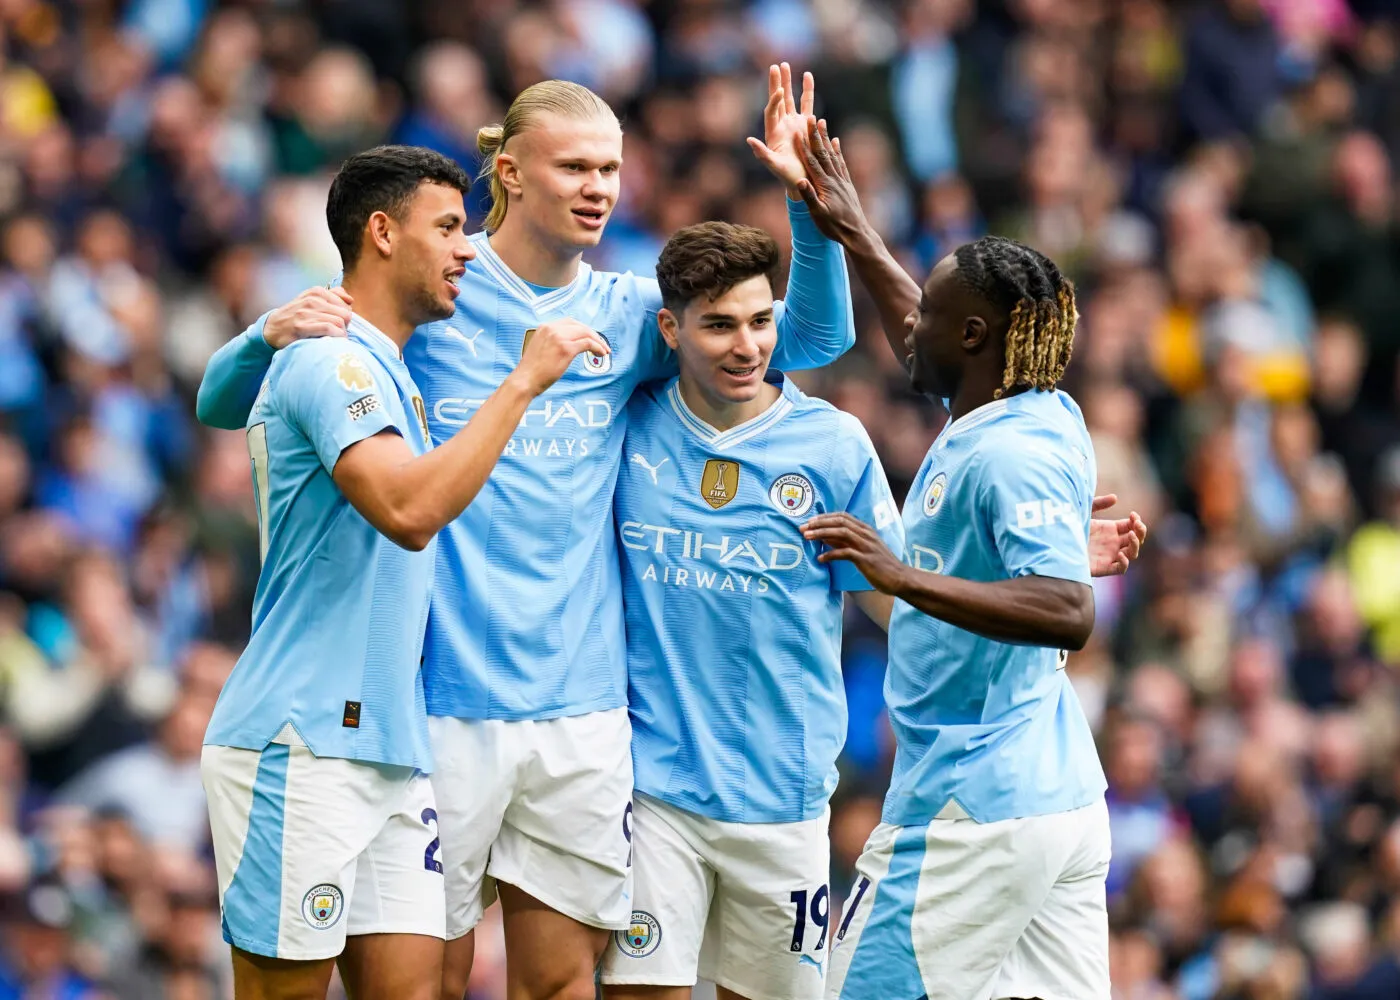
[789,884,829,952]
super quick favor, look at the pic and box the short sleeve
[274,340,400,474]
[977,438,1092,585]
[829,420,905,592]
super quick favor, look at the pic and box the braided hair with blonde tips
[951,236,1079,398]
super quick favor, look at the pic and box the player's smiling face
[506,112,623,252]
[394,181,472,324]
[664,274,777,406]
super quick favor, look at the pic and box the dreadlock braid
[952,236,1079,399]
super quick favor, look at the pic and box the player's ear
[962,315,988,351]
[366,211,393,259]
[497,153,523,199]
[657,308,681,351]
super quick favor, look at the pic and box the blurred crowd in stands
[3,0,1400,996]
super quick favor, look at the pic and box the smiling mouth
[722,365,759,377]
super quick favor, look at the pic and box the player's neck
[678,374,782,433]
[488,220,581,289]
[949,379,1027,422]
[339,274,414,352]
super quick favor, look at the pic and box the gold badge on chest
[411,395,430,441]
[701,459,740,510]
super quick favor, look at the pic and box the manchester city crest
[615,910,662,958]
[581,333,613,376]
[923,472,948,518]
[302,884,344,930]
[769,473,815,517]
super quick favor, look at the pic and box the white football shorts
[428,707,634,937]
[601,793,833,1000]
[203,742,445,961]
[826,798,1111,1000]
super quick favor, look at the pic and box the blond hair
[476,80,617,232]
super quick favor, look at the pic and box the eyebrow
[698,308,773,322]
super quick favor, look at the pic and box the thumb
[1091,494,1117,513]
[330,286,353,305]
[795,178,821,209]
[746,137,775,162]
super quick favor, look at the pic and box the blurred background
[0,0,1398,997]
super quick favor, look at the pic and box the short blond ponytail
[476,80,616,232]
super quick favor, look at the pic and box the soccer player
[195,69,860,1000]
[201,146,605,1000]
[599,221,905,1000]
[800,234,1118,1000]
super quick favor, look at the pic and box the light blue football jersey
[619,374,903,824]
[204,317,435,771]
[882,388,1107,826]
[197,200,853,722]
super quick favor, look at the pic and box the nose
[456,242,476,262]
[733,327,760,359]
[580,170,609,200]
[904,309,917,331]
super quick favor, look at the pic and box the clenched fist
[510,319,610,396]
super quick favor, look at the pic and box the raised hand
[793,116,869,246]
[263,287,353,349]
[512,319,610,395]
[746,62,816,197]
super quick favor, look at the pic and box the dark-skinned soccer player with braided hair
[784,114,1144,1000]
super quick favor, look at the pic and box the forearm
[778,200,856,368]
[196,318,275,429]
[852,590,893,631]
[841,224,921,364]
[380,377,536,547]
[889,569,1094,650]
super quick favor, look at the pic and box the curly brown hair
[655,221,781,314]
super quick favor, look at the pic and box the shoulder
[781,392,879,483]
[972,404,1091,491]
[626,378,669,417]
[586,268,662,319]
[269,339,383,405]
[274,337,376,376]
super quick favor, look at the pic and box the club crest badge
[923,472,948,518]
[770,473,815,517]
[615,910,661,958]
[302,884,343,930]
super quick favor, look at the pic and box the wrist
[502,369,543,400]
[887,562,922,601]
[250,319,278,354]
[840,220,883,256]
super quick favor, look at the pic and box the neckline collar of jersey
[470,231,593,312]
[665,371,794,450]
[347,313,403,360]
[935,389,1052,448]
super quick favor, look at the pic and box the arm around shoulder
[195,318,276,429]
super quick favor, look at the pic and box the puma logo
[630,453,669,485]
[446,328,485,357]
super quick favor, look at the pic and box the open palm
[747,62,815,196]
